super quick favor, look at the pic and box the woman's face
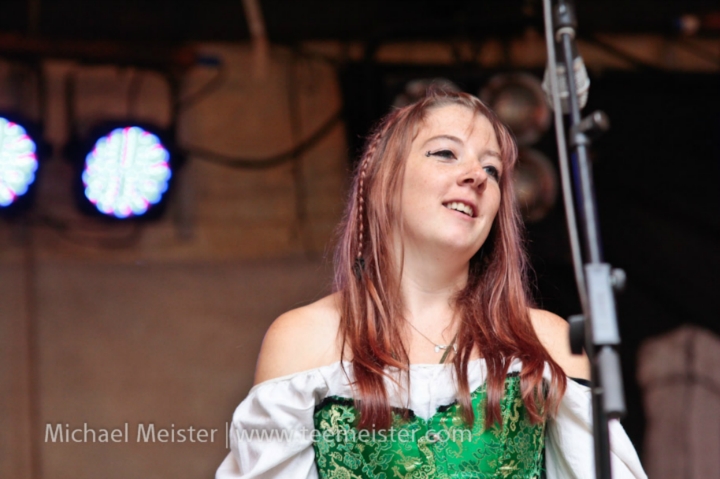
[398,104,503,261]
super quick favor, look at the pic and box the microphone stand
[541,1,627,478]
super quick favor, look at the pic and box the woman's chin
[425,238,485,260]
[402,228,488,260]
[437,230,488,252]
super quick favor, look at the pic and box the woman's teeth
[445,202,474,217]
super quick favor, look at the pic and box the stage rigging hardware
[542,1,627,478]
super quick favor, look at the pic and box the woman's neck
[397,244,469,330]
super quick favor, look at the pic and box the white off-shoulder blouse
[216,358,647,479]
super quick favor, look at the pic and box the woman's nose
[458,164,488,187]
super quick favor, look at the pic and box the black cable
[182,109,343,169]
[63,52,342,173]
[126,68,144,117]
[34,213,143,249]
[176,64,228,111]
[286,54,314,256]
[20,217,42,479]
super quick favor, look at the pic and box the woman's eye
[430,149,456,160]
[484,165,500,181]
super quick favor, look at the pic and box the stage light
[514,148,558,223]
[82,125,172,219]
[0,117,38,209]
[480,73,550,146]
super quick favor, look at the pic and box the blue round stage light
[0,117,38,208]
[82,126,172,218]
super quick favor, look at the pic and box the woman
[216,88,646,478]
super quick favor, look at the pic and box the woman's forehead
[415,104,498,147]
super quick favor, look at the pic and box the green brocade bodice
[312,374,545,479]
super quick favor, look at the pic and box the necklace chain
[407,321,458,353]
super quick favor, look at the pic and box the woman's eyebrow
[421,134,464,147]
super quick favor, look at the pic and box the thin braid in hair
[352,123,388,278]
[357,159,368,259]
[352,158,368,279]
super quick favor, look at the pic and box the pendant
[434,344,458,353]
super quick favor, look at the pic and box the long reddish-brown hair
[334,86,566,430]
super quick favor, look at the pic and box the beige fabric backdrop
[639,326,720,479]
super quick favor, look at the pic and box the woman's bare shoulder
[253,292,343,386]
[529,308,591,380]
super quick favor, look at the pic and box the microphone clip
[570,111,610,147]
